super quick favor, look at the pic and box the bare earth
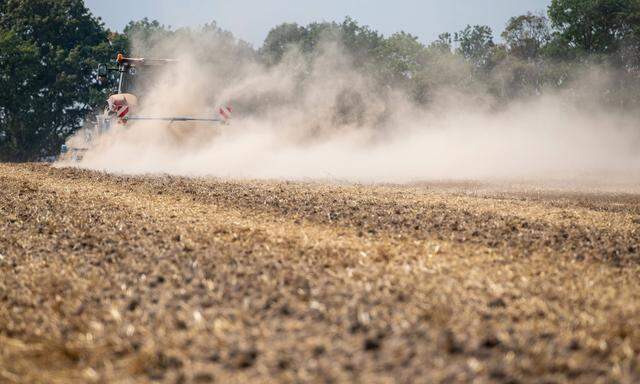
[1,163,639,383]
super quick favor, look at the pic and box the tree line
[1,0,639,161]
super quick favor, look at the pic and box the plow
[61,53,232,160]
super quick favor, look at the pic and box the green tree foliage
[548,0,640,58]
[502,13,551,59]
[380,32,425,80]
[454,25,495,69]
[0,0,115,161]
[429,33,453,53]
[123,17,172,55]
[260,23,306,64]
[547,0,640,106]
[491,13,554,99]
[261,18,384,64]
[338,17,384,66]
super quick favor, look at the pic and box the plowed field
[1,163,639,383]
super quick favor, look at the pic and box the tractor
[60,53,231,161]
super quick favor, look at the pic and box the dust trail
[59,30,640,186]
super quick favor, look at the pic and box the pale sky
[85,0,552,47]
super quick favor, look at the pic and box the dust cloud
[60,31,640,186]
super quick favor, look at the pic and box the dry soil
[1,163,639,383]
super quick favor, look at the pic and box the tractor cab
[107,53,172,96]
[97,54,176,119]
